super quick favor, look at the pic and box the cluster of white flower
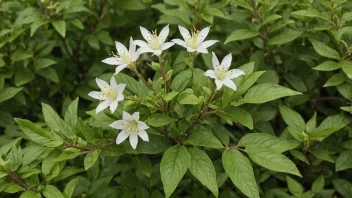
[88,25,245,149]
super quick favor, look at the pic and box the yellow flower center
[100,86,117,100]
[215,67,228,80]
[146,30,161,50]
[126,120,138,134]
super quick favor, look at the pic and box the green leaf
[286,176,304,197]
[186,125,223,149]
[323,73,346,87]
[291,9,329,21]
[64,98,79,128]
[171,70,192,92]
[63,177,78,198]
[310,114,351,140]
[136,155,152,177]
[305,112,317,133]
[3,183,24,193]
[119,0,147,10]
[163,91,179,101]
[34,58,57,70]
[308,147,335,163]
[222,149,259,198]
[52,20,66,37]
[313,61,340,71]
[279,105,305,131]
[216,106,253,129]
[309,39,341,60]
[239,133,299,153]
[336,150,352,172]
[284,73,307,92]
[189,148,218,197]
[147,113,174,127]
[42,103,76,139]
[341,61,352,80]
[290,150,309,165]
[15,70,35,86]
[37,67,60,83]
[160,145,191,198]
[0,87,23,103]
[10,48,33,61]
[245,144,301,177]
[263,14,281,24]
[268,29,302,45]
[30,20,48,37]
[84,149,101,170]
[42,185,65,198]
[312,175,324,193]
[239,83,301,104]
[332,179,352,197]
[20,191,41,198]
[225,29,259,44]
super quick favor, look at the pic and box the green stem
[158,55,168,93]
[133,63,153,90]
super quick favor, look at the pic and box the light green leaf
[0,87,23,103]
[52,20,66,37]
[263,14,282,24]
[84,149,101,170]
[323,73,346,87]
[64,98,79,128]
[310,39,341,60]
[245,144,301,177]
[305,112,317,133]
[313,61,340,71]
[37,67,60,83]
[239,83,301,104]
[63,177,78,198]
[332,179,352,197]
[336,150,352,172]
[10,48,33,61]
[225,29,259,44]
[312,175,324,193]
[286,176,304,197]
[20,191,41,198]
[222,149,259,198]
[147,113,174,127]
[34,58,57,70]
[171,70,192,92]
[290,150,309,165]
[30,20,48,37]
[268,29,302,45]
[291,9,329,21]
[189,148,218,197]
[160,145,191,198]
[279,105,305,131]
[186,125,223,149]
[42,185,65,198]
[216,106,253,129]
[341,61,352,80]
[308,148,335,163]
[310,114,351,140]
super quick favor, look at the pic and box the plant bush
[1,0,352,197]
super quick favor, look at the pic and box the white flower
[204,52,245,91]
[134,25,174,56]
[102,37,140,75]
[88,77,126,114]
[110,111,149,149]
[172,25,219,53]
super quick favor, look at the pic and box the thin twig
[8,172,38,192]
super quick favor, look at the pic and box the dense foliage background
[1,0,352,197]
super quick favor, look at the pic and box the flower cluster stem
[158,55,169,93]
[133,66,153,90]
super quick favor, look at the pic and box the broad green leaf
[286,126,304,142]
[279,105,305,131]
[2,183,24,193]
[286,176,304,197]
[163,91,179,101]
[42,185,65,198]
[34,58,57,70]
[337,83,352,100]
[114,73,146,96]
[171,70,192,92]
[189,148,218,197]
[216,106,253,129]
[225,29,259,44]
[0,87,23,103]
[263,14,282,24]
[186,125,223,149]
[37,67,60,83]
[332,179,352,197]
[63,177,78,198]
[77,119,95,142]
[123,134,169,154]
[222,149,259,198]
[53,167,84,182]
[290,150,309,165]
[291,9,329,21]
[310,114,351,140]
[52,20,66,37]
[312,175,324,193]
[15,70,35,86]
[323,73,346,87]
[310,39,341,60]
[336,150,352,172]
[239,133,299,153]
[30,20,48,37]
[84,149,101,170]
[308,148,335,163]
[313,61,340,71]
[268,29,302,45]
[20,191,41,198]
[284,73,307,92]
[160,145,191,198]
[239,83,301,104]
[246,144,301,177]
[341,61,352,80]
[147,113,174,127]
[136,155,152,177]
[64,98,79,128]
[10,48,33,61]
[22,145,46,165]
[209,124,231,146]
[9,145,22,171]
[305,112,317,133]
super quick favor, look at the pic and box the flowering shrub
[1,0,352,198]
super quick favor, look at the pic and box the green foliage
[1,0,352,197]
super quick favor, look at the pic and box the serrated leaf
[160,145,191,198]
[222,149,259,198]
[310,39,341,60]
[189,148,218,197]
[225,29,259,44]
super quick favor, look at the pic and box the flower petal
[138,130,149,142]
[88,91,101,100]
[129,134,138,149]
[110,120,127,130]
[223,79,237,91]
[198,40,218,49]
[117,93,124,101]
[115,83,126,93]
[129,37,136,55]
[138,121,149,130]
[215,79,224,90]
[115,41,128,54]
[186,47,196,52]
[96,78,109,89]
[109,100,118,113]
[132,112,140,120]
[221,53,232,70]
[178,25,191,41]
[134,40,149,48]
[96,100,110,114]
[140,26,152,42]
[212,52,220,69]
[153,49,162,56]
[197,26,210,44]
[158,24,169,44]
[102,57,120,65]
[123,111,134,120]
[161,42,174,51]
[138,46,154,55]
[171,39,187,48]
[114,64,127,75]
[196,48,208,53]
[204,70,216,79]
[228,69,245,79]
[110,76,117,88]
[116,130,129,144]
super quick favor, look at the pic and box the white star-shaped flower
[172,25,219,53]
[134,25,174,56]
[88,77,126,114]
[205,52,245,91]
[110,111,149,149]
[102,37,140,75]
